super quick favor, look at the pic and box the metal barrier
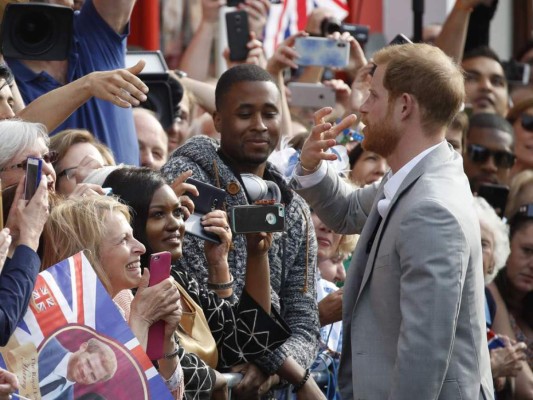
[222,370,332,399]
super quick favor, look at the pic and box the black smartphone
[389,34,412,46]
[184,178,227,244]
[230,204,285,234]
[478,183,509,218]
[502,60,530,86]
[226,10,250,62]
[24,157,42,201]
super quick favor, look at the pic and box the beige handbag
[175,282,219,368]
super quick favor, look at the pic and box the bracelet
[455,0,473,12]
[299,162,320,173]
[207,274,234,290]
[292,368,311,393]
[164,347,180,360]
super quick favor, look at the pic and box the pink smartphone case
[146,251,171,360]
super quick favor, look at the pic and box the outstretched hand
[299,108,357,173]
[85,60,149,108]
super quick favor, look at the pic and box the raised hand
[299,107,357,173]
[203,210,233,267]
[84,60,149,108]
[266,31,308,76]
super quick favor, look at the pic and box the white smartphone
[288,83,336,108]
[294,37,350,68]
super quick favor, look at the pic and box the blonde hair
[49,129,116,173]
[373,43,464,131]
[505,170,533,219]
[42,196,130,293]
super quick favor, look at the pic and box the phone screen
[24,157,42,201]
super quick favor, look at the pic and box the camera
[0,2,73,60]
[320,17,369,44]
[125,51,182,130]
[502,60,531,86]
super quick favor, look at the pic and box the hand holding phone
[146,251,171,360]
[226,10,250,62]
[294,37,350,68]
[230,204,285,234]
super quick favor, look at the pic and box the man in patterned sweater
[161,64,321,398]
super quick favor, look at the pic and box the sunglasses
[0,151,59,172]
[466,144,515,169]
[520,114,533,131]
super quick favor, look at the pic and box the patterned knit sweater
[161,136,320,374]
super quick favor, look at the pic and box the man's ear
[398,93,415,121]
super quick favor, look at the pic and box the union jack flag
[0,252,172,400]
[263,0,349,57]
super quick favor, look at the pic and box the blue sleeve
[0,245,40,346]
[75,0,129,71]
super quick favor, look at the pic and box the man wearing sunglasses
[463,113,515,193]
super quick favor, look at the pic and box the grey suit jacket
[293,142,493,400]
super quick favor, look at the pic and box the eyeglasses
[520,114,533,131]
[57,166,77,180]
[0,151,58,172]
[466,144,515,169]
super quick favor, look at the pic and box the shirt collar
[383,141,443,203]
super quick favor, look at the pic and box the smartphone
[389,34,412,46]
[502,60,531,86]
[226,10,250,62]
[184,178,227,244]
[146,251,172,360]
[287,82,336,108]
[478,183,509,218]
[230,204,285,234]
[294,37,350,68]
[24,157,42,201]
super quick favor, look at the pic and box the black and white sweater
[161,136,320,374]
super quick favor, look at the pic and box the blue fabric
[38,338,73,400]
[6,0,138,165]
[0,245,40,346]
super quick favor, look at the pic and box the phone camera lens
[338,43,346,47]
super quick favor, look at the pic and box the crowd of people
[0,0,533,399]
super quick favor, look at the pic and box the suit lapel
[355,142,453,303]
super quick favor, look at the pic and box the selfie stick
[412,0,424,43]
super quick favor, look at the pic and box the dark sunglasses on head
[0,151,59,172]
[466,144,515,169]
[520,114,533,131]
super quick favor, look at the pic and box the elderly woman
[103,167,323,399]
[480,198,533,397]
[49,128,115,196]
[0,119,56,191]
[42,196,184,397]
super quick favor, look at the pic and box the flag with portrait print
[263,0,349,57]
[0,251,173,400]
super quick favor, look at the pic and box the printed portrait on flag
[0,252,173,400]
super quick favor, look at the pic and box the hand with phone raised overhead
[224,31,267,69]
[266,31,308,76]
[237,0,271,41]
[5,175,49,254]
[299,107,357,174]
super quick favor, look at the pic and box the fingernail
[141,94,147,101]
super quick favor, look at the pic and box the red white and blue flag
[0,252,172,400]
[263,0,349,57]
